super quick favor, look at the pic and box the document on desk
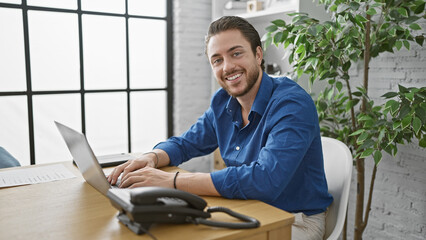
[0,164,76,188]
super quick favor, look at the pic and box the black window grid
[0,0,174,165]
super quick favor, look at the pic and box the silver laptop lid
[55,121,110,195]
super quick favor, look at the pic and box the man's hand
[107,154,156,185]
[118,167,175,188]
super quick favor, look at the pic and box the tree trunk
[354,8,371,240]
[354,157,365,240]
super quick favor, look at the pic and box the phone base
[117,213,153,235]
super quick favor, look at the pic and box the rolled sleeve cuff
[153,141,184,166]
[210,168,247,199]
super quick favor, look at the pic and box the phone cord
[194,206,260,229]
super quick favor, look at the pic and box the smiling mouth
[225,73,242,81]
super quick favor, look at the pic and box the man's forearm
[175,172,221,196]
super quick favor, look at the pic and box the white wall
[345,20,426,240]
[173,2,426,238]
[173,0,213,172]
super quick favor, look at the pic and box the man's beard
[221,67,260,98]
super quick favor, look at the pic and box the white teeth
[227,73,241,81]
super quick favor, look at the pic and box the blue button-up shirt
[155,73,333,215]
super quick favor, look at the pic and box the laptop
[55,121,129,195]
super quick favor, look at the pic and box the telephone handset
[107,186,260,235]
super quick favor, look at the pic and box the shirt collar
[225,72,274,117]
[251,72,273,116]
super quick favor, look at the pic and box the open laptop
[55,121,129,195]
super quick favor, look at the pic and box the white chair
[321,137,353,240]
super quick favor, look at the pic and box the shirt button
[235,146,240,151]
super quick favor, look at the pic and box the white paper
[0,164,76,188]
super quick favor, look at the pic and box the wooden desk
[0,162,294,240]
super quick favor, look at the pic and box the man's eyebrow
[210,45,244,60]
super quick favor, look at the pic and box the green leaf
[378,128,386,142]
[413,117,422,135]
[319,39,329,47]
[409,23,422,30]
[360,148,374,158]
[264,37,272,50]
[382,92,398,98]
[401,115,412,129]
[397,7,408,17]
[373,150,382,165]
[272,19,286,27]
[420,137,426,148]
[357,132,369,144]
[355,15,368,23]
[336,81,343,92]
[266,25,278,33]
[358,115,373,121]
[415,36,424,46]
[273,32,283,45]
[395,40,402,50]
[295,44,305,54]
[415,106,426,123]
[366,8,377,16]
[393,121,401,130]
[349,2,360,10]
[326,28,334,41]
[329,4,337,12]
[308,25,318,36]
[398,84,409,93]
[350,129,365,136]
[337,4,350,13]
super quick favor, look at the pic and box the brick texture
[174,2,426,238]
[345,20,426,239]
[173,0,213,172]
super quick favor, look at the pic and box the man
[108,16,333,240]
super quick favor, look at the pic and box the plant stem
[355,6,372,240]
[354,157,365,240]
[361,164,378,231]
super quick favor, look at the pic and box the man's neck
[237,71,263,126]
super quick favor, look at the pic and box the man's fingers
[109,161,131,185]
[119,175,144,188]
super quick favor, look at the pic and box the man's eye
[233,52,241,57]
[213,59,222,64]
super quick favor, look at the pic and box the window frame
[0,0,174,165]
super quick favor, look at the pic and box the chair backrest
[321,137,353,240]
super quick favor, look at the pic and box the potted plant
[263,0,425,239]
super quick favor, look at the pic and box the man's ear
[256,46,263,65]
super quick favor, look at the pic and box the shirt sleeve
[154,107,219,166]
[210,92,319,202]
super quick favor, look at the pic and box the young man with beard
[108,16,333,240]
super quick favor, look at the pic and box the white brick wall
[173,0,213,172]
[345,20,426,239]
[173,2,426,238]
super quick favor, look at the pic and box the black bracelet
[143,151,159,168]
[173,171,180,189]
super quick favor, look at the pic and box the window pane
[85,92,128,155]
[0,0,21,3]
[27,0,77,10]
[0,96,30,166]
[33,94,81,164]
[129,18,166,89]
[28,11,80,91]
[83,15,126,90]
[81,0,125,14]
[131,91,167,152]
[128,0,166,18]
[0,8,26,92]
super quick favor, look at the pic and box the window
[0,0,173,166]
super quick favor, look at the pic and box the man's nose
[223,58,236,74]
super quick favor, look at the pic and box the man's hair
[205,16,265,71]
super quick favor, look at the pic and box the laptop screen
[55,121,111,195]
